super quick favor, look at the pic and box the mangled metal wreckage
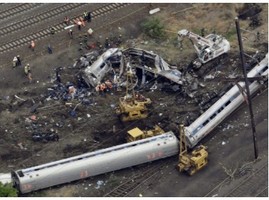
[81,48,183,89]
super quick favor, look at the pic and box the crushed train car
[81,48,183,89]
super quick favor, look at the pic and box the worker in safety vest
[24,64,32,82]
[83,11,87,21]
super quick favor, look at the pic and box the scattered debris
[95,180,104,189]
[14,95,26,101]
[149,8,160,15]
[32,132,59,142]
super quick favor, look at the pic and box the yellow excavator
[127,125,165,142]
[178,124,208,175]
[116,67,152,122]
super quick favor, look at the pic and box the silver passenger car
[82,48,121,87]
[12,132,179,194]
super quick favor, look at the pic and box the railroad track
[0,3,130,54]
[205,162,268,197]
[255,186,268,197]
[0,3,86,38]
[104,157,175,197]
[225,163,268,197]
[0,3,43,20]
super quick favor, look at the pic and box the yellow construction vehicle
[116,67,152,122]
[178,124,208,175]
[127,125,165,142]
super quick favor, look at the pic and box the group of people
[95,80,113,94]
[14,11,95,84]
[12,54,32,83]
[65,10,92,33]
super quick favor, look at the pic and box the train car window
[210,113,217,120]
[259,65,268,74]
[202,120,209,126]
[17,171,24,177]
[218,106,224,113]
[224,100,231,107]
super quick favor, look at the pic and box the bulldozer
[127,125,165,142]
[178,124,208,175]
[116,66,152,122]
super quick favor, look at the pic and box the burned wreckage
[80,48,185,92]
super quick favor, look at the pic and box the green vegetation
[0,183,18,197]
[225,28,237,41]
[141,17,165,39]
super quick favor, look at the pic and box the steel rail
[0,3,43,20]
[225,163,268,197]
[104,158,175,197]
[0,3,85,38]
[0,3,130,54]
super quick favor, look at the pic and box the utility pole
[235,17,258,159]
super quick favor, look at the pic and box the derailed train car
[12,132,179,194]
[185,54,268,148]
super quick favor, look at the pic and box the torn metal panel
[126,48,171,72]
[125,48,182,85]
[73,51,99,68]
[158,69,183,85]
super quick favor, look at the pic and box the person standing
[29,40,35,51]
[16,55,21,66]
[77,20,82,31]
[12,56,18,68]
[256,31,260,41]
[200,28,205,37]
[64,16,70,25]
[69,29,73,39]
[47,44,53,54]
[87,11,92,22]
[83,11,88,21]
[24,64,32,82]
[55,67,62,83]
[50,26,56,35]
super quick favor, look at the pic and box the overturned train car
[185,54,268,148]
[12,132,179,194]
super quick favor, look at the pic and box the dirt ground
[0,3,267,197]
